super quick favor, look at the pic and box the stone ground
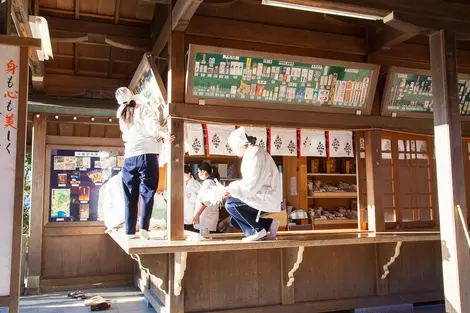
[0,286,446,313]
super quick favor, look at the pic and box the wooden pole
[8,45,29,313]
[364,130,385,232]
[430,29,470,313]
[166,1,185,241]
[26,115,47,294]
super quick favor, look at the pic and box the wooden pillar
[26,115,47,293]
[166,1,185,241]
[0,0,11,35]
[430,29,470,313]
[364,130,385,232]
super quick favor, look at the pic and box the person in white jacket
[184,165,201,232]
[115,87,174,240]
[224,127,281,241]
[193,162,220,233]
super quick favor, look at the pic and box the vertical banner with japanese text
[0,44,20,296]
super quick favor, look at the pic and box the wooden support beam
[368,26,421,55]
[365,130,385,232]
[74,43,79,75]
[0,0,12,35]
[114,0,121,24]
[45,16,150,38]
[384,11,470,35]
[151,0,202,56]
[167,26,185,241]
[44,73,128,97]
[185,16,366,55]
[296,0,470,24]
[74,0,80,19]
[430,29,470,313]
[11,0,44,91]
[27,115,47,293]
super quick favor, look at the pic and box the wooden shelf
[314,219,358,225]
[308,173,356,177]
[308,192,357,199]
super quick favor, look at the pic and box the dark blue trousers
[122,154,159,235]
[225,197,272,237]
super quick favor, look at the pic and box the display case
[46,146,124,223]
[186,45,380,115]
[381,66,470,119]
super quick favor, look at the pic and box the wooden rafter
[52,33,148,51]
[368,27,422,55]
[74,43,79,75]
[151,0,203,56]
[114,0,121,24]
[11,0,44,91]
[184,16,366,55]
[108,46,114,78]
[40,7,150,24]
[74,0,80,19]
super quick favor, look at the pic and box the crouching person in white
[224,127,281,242]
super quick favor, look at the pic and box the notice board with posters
[381,66,470,119]
[186,45,380,115]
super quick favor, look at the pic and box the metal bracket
[286,246,305,287]
[381,241,403,280]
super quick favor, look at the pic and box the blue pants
[225,198,272,237]
[122,154,159,235]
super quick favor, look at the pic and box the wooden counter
[109,230,444,313]
[109,230,440,255]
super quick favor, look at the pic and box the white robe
[228,145,282,213]
[194,179,220,232]
[184,178,201,225]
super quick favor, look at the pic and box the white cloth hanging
[184,123,205,156]
[206,124,236,156]
[244,127,268,150]
[269,128,297,156]
[300,129,326,157]
[328,130,354,158]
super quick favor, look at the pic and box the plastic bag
[99,172,125,231]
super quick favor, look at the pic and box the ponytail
[198,162,220,180]
[246,134,257,145]
[121,100,136,126]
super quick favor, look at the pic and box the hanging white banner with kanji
[205,124,235,156]
[300,129,326,157]
[328,130,354,158]
[270,128,297,156]
[184,123,205,156]
[0,44,20,296]
[244,126,267,150]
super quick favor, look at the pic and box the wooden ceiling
[34,0,156,98]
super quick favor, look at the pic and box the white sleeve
[141,104,165,139]
[229,151,264,199]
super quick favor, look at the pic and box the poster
[49,149,124,223]
[0,44,20,296]
[188,45,378,114]
[51,189,71,218]
[383,67,470,116]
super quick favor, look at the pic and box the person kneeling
[224,127,281,242]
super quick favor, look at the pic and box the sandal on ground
[90,302,111,311]
[85,296,110,306]
[68,291,83,298]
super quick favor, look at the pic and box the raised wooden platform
[109,230,441,255]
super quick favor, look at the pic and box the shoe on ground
[140,229,150,240]
[242,229,267,242]
[267,220,280,240]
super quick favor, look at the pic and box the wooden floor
[109,229,441,255]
